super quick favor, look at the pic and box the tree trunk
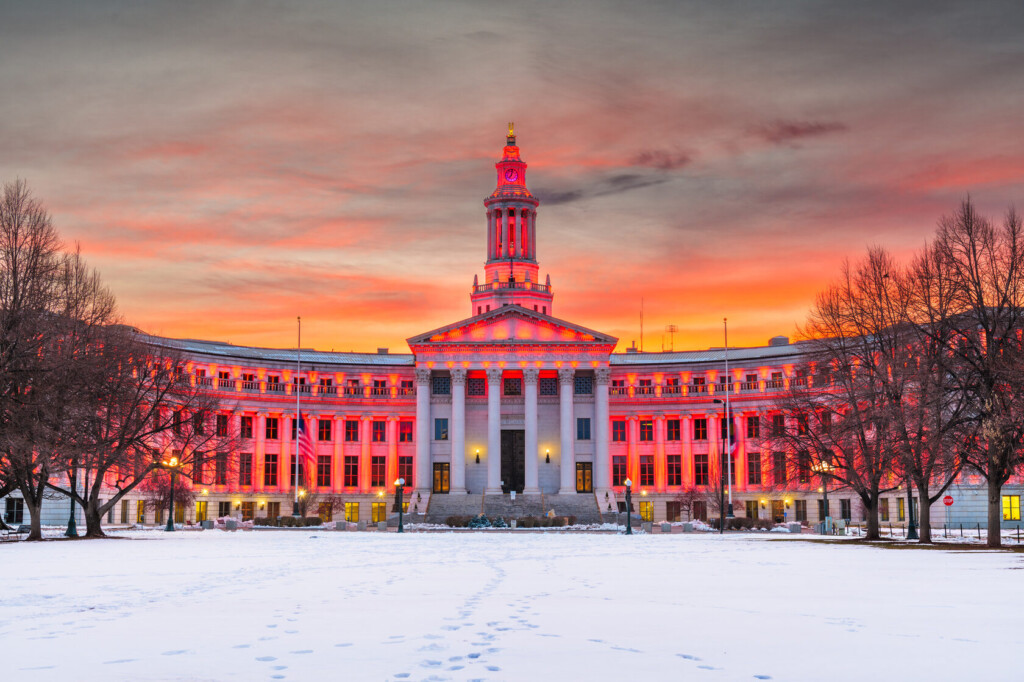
[84,497,106,538]
[987,477,1002,548]
[25,499,43,541]
[863,494,880,540]
[917,481,932,544]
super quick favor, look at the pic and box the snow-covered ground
[2,531,1021,681]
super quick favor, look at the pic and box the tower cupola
[471,124,553,316]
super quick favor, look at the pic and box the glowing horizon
[2,2,1023,354]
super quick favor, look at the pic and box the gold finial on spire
[508,121,515,137]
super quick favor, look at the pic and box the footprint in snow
[103,659,137,665]
[256,656,277,662]
[161,650,188,656]
[232,644,250,649]
[334,643,352,647]
[677,654,701,661]
[754,676,772,680]
[421,659,442,668]
[290,649,313,654]
[394,674,410,679]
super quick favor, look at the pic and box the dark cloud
[631,149,692,170]
[536,173,670,206]
[756,120,849,145]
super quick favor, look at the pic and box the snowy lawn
[2,531,1021,681]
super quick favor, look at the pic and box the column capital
[486,367,503,383]
[415,367,431,384]
[450,367,467,385]
[595,367,611,385]
[558,367,575,384]
[523,367,539,385]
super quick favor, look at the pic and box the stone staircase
[424,494,483,524]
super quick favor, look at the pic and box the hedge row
[707,517,777,530]
[444,514,578,528]
[253,516,324,527]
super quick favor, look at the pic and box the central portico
[408,305,617,496]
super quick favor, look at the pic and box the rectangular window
[317,455,331,487]
[797,451,811,484]
[371,455,386,487]
[818,498,830,520]
[318,419,332,442]
[667,454,681,486]
[666,419,680,441]
[318,502,334,522]
[574,375,593,395]
[239,453,253,486]
[897,497,905,522]
[216,414,229,438]
[692,500,707,521]
[265,417,279,440]
[372,379,388,396]
[372,420,386,443]
[612,455,627,486]
[639,455,654,487]
[693,418,708,441]
[215,452,228,485]
[576,418,591,441]
[746,415,760,439]
[240,416,253,439]
[345,420,359,442]
[399,421,414,442]
[639,420,653,442]
[745,500,758,519]
[721,452,737,485]
[747,453,762,485]
[695,454,709,486]
[345,502,359,523]
[666,501,681,522]
[467,377,486,396]
[241,501,255,521]
[434,418,448,441]
[138,499,147,524]
[794,499,807,522]
[372,502,387,523]
[196,500,208,523]
[398,456,413,487]
[639,500,654,522]
[1003,495,1021,521]
[719,417,733,441]
[879,498,889,522]
[772,452,787,484]
[504,377,522,396]
[217,501,231,518]
[264,454,278,487]
[289,455,305,487]
[539,377,558,396]
[432,375,450,395]
[121,499,130,523]
[344,455,359,487]
[840,499,852,521]
[772,415,786,437]
[612,420,626,442]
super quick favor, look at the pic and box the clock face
[504,168,519,182]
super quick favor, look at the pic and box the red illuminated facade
[24,126,900,527]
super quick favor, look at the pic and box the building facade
[5,128,1022,530]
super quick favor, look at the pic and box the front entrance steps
[422,491,603,524]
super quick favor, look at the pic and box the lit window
[1003,495,1021,521]
[345,502,359,522]
[639,500,653,522]
[434,418,448,441]
[372,502,387,523]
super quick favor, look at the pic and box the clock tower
[471,124,554,316]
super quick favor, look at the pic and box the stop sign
[943,495,954,506]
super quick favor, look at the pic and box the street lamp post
[163,456,180,532]
[624,478,633,535]
[65,466,78,538]
[813,461,832,535]
[395,477,405,533]
[906,479,918,540]
[713,397,735,532]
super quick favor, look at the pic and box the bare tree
[923,200,1024,548]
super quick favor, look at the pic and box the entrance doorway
[501,429,525,493]
[771,499,785,523]
[576,462,593,493]
[433,462,450,494]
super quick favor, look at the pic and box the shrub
[444,515,472,528]
[492,517,508,528]
[467,514,492,528]
[303,516,322,527]
[254,517,278,527]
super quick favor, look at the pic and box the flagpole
[724,317,733,518]
[293,316,301,517]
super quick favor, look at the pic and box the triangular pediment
[407,305,617,348]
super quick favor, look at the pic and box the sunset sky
[2,2,1023,353]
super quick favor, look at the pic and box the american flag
[297,415,316,471]
[726,410,739,457]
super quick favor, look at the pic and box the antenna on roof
[640,297,644,353]
[665,324,678,352]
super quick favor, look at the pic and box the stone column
[415,367,431,492]
[486,367,503,493]
[529,210,537,260]
[487,210,495,260]
[558,367,575,494]
[255,412,266,492]
[360,415,372,492]
[387,416,399,492]
[333,415,344,492]
[628,416,640,485]
[500,211,509,259]
[682,415,693,488]
[655,414,667,493]
[594,368,611,489]
[450,367,467,494]
[234,411,246,489]
[523,367,540,494]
